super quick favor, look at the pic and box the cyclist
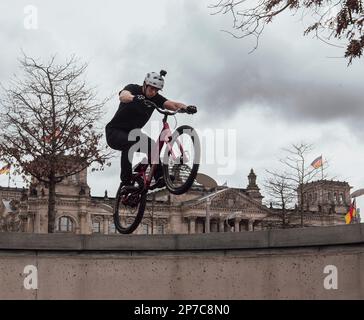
[105,70,196,191]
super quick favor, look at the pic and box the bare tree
[209,0,364,64]
[267,143,328,227]
[0,53,111,233]
[264,171,296,228]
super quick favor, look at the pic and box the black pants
[106,126,163,183]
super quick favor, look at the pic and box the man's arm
[163,100,187,111]
[119,90,134,103]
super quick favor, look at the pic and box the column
[79,197,91,234]
[103,216,109,235]
[26,213,35,233]
[219,218,225,233]
[189,217,196,234]
[205,199,211,233]
[34,212,41,233]
[234,218,240,232]
[254,221,261,231]
[78,211,87,234]
[169,214,183,234]
[248,219,254,231]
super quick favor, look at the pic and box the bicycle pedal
[120,185,140,194]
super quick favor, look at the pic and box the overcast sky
[0,0,363,212]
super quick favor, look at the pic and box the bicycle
[113,100,200,234]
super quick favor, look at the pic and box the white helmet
[144,71,166,89]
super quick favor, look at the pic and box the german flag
[345,199,356,224]
[311,155,323,169]
[0,164,10,175]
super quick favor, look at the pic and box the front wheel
[113,176,147,234]
[162,125,200,195]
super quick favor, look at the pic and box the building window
[155,224,164,235]
[142,224,149,235]
[69,174,76,184]
[109,222,117,234]
[92,220,101,233]
[56,216,74,233]
[211,220,218,232]
[196,219,205,233]
[339,193,344,204]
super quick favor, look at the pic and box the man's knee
[106,128,129,151]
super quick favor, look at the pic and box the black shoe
[153,177,166,189]
[120,182,139,194]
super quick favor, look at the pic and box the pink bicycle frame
[134,120,186,189]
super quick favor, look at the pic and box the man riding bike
[105,70,196,191]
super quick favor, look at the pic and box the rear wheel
[162,125,200,195]
[113,176,146,234]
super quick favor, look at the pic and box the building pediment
[182,188,271,214]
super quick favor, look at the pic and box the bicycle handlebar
[143,99,196,116]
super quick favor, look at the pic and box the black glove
[133,95,145,102]
[186,105,197,114]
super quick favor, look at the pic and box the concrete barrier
[0,224,363,299]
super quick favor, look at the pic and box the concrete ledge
[0,224,362,251]
[1,224,364,299]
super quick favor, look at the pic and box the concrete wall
[0,224,364,299]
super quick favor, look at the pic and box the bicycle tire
[162,125,200,195]
[113,176,147,234]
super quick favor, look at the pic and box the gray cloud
[3,0,362,128]
[1,0,363,210]
[112,1,364,132]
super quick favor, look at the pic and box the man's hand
[133,95,145,102]
[185,105,197,114]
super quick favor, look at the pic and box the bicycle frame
[133,116,187,191]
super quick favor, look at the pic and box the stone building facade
[0,169,356,234]
[298,180,351,214]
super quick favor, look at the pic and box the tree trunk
[282,208,286,228]
[300,193,304,228]
[48,177,57,233]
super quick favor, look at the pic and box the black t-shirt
[106,84,167,132]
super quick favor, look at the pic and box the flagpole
[320,155,324,208]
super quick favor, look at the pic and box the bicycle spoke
[163,125,200,194]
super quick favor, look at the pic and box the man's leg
[105,127,134,184]
[127,129,161,180]
[138,131,163,181]
[120,146,133,184]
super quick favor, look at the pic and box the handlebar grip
[185,105,197,114]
